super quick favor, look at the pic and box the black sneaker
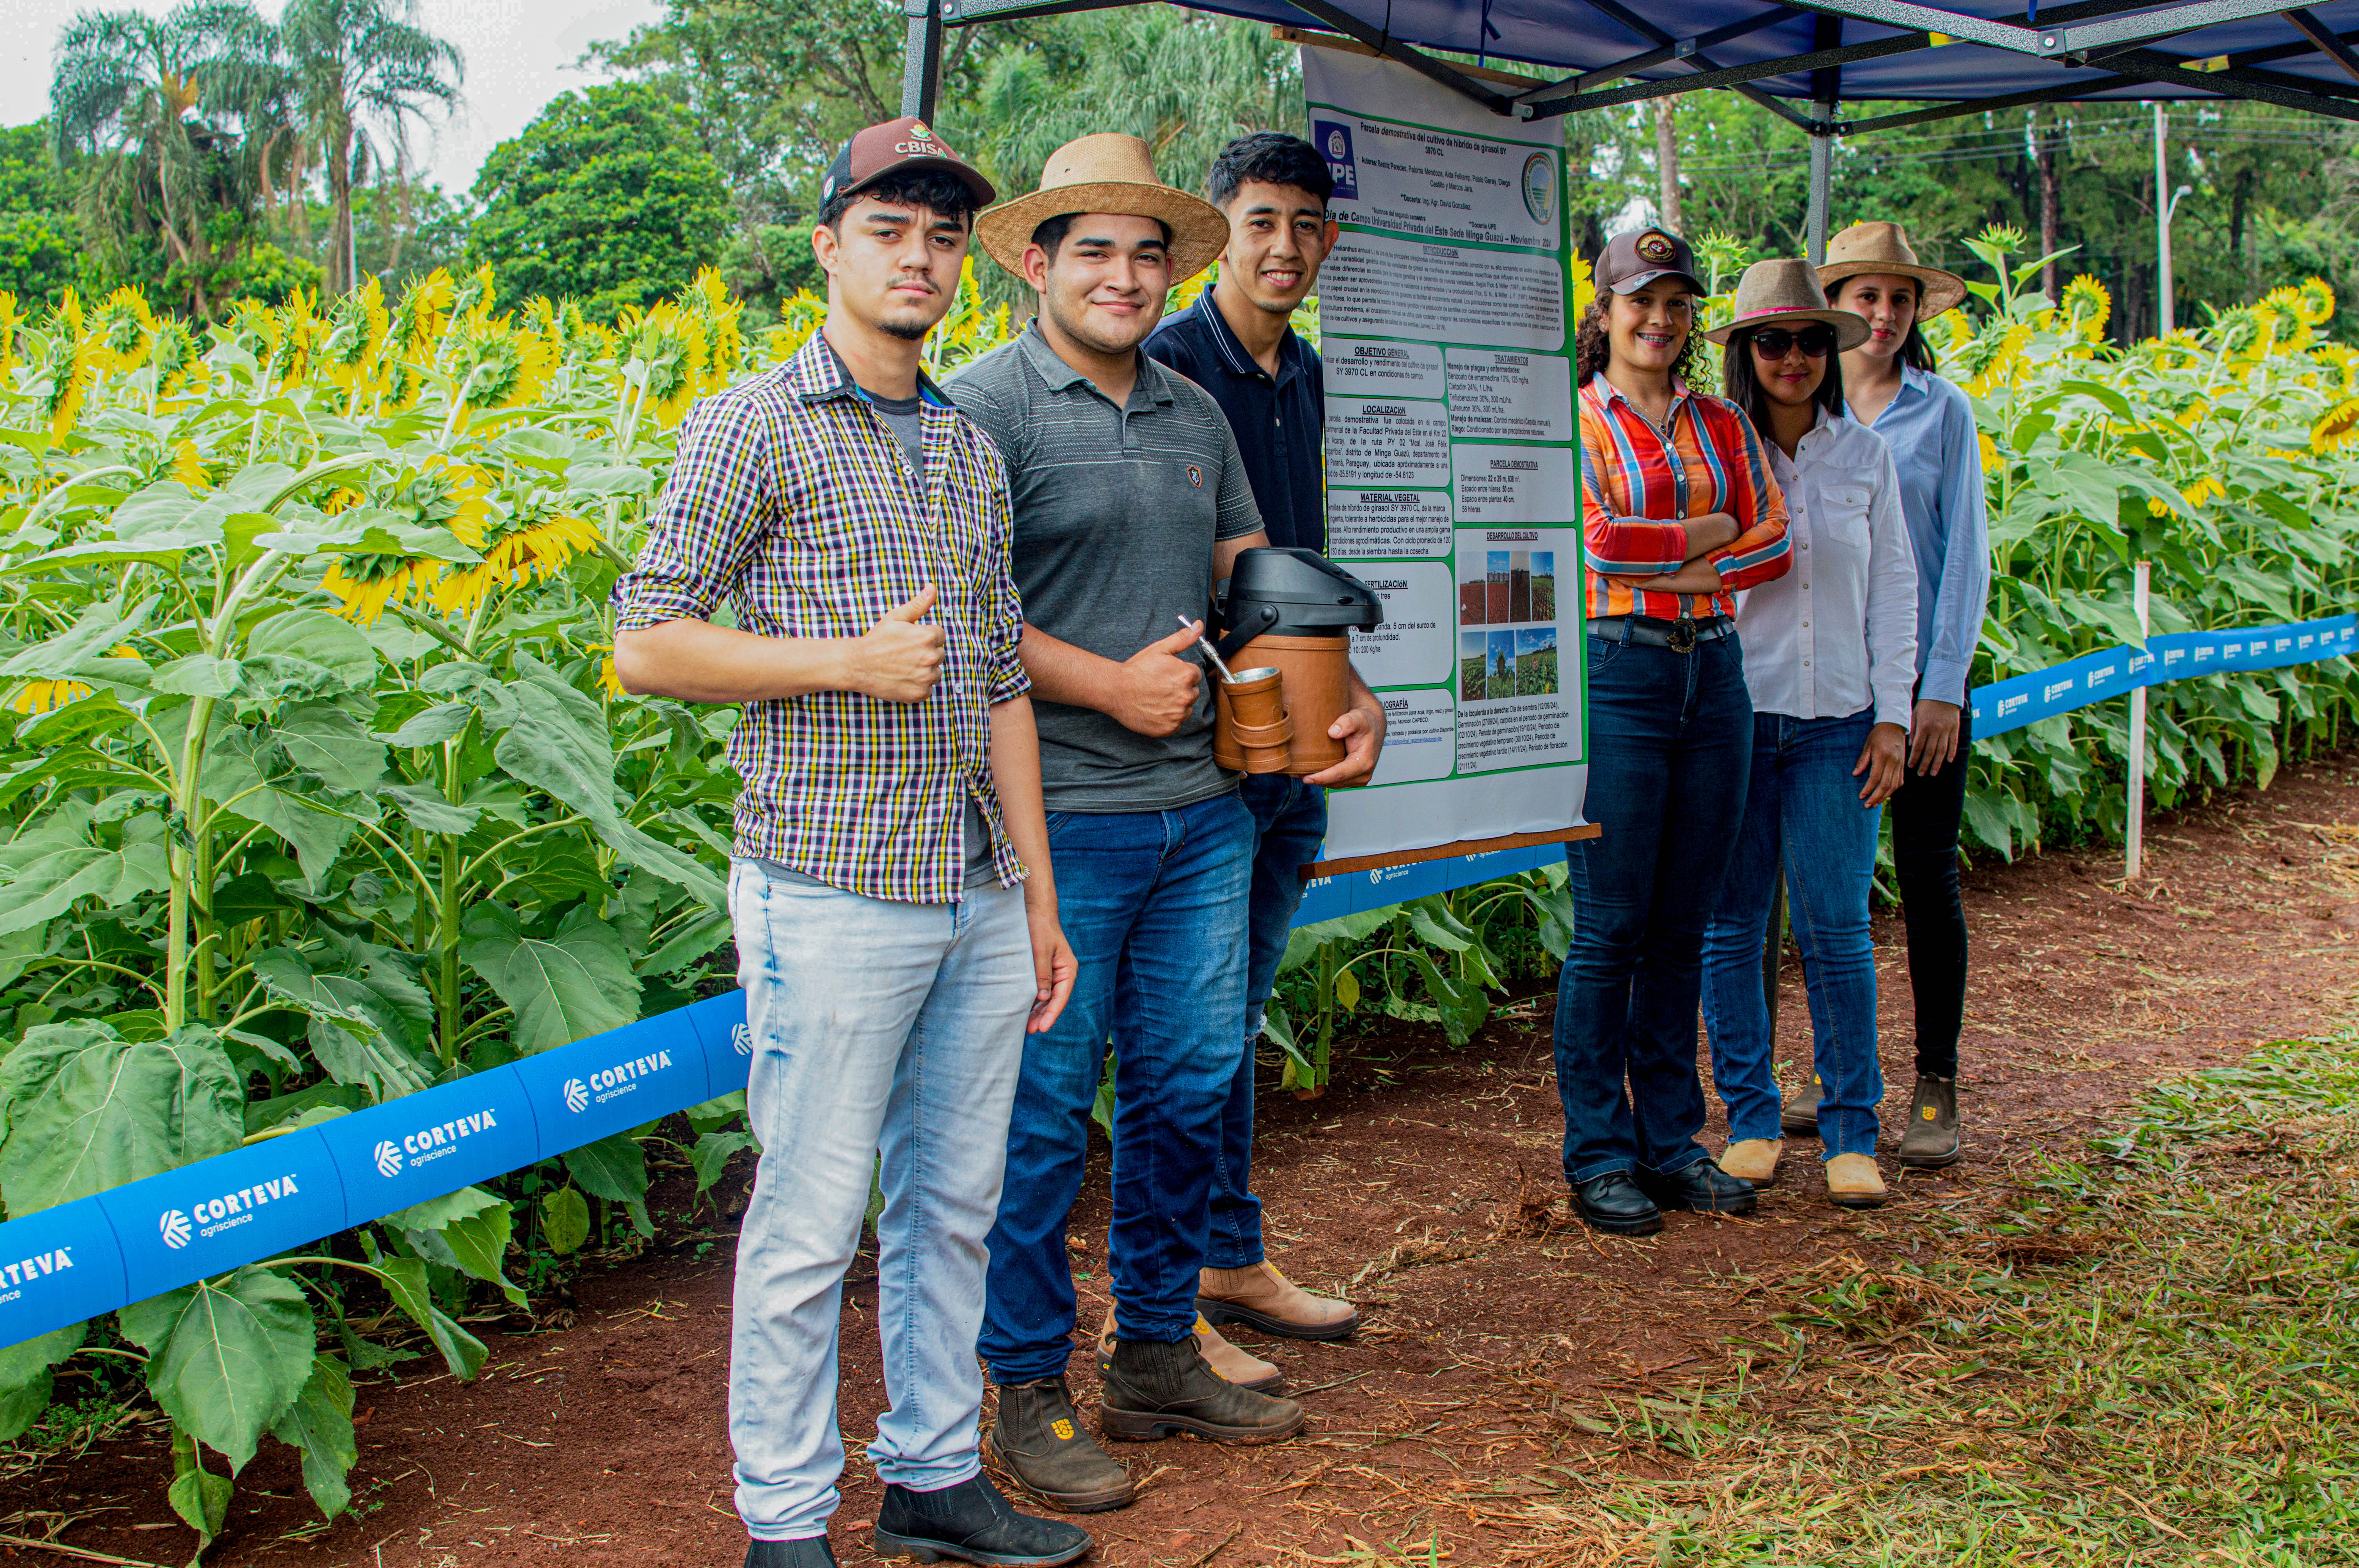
[873,1474,1092,1566]
[746,1538,837,1567]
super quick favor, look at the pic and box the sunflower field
[0,227,2352,1550]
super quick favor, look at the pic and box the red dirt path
[8,757,2358,1568]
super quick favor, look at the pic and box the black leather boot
[1570,1171,1664,1235]
[1637,1159,1760,1214]
[984,1376,1133,1513]
[745,1537,837,1567]
[1098,1336,1306,1444]
[873,1474,1091,1566]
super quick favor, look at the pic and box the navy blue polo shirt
[1144,290,1326,552]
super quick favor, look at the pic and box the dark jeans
[1553,628,1754,1184]
[1890,699,1973,1078]
[1699,710,1885,1156]
[979,791,1255,1382]
[1208,773,1327,1271]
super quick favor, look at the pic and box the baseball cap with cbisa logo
[821,117,997,209]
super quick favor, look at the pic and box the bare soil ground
[10,757,2359,1568]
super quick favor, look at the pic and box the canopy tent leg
[1805,113,1836,264]
[902,0,944,121]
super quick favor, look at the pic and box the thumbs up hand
[846,585,947,703]
[1112,619,1207,737]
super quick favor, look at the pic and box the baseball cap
[821,117,997,211]
[1596,227,1704,296]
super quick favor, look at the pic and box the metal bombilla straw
[1181,613,1243,684]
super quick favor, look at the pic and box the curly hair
[1574,294,1703,389]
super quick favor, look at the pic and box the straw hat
[975,133,1229,285]
[1703,259,1870,350]
[1816,221,1970,319]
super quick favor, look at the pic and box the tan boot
[1718,1138,1783,1189]
[1825,1152,1888,1209]
[1097,1303,1283,1393]
[1197,1261,1358,1342]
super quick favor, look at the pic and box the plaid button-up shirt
[1579,376,1792,620]
[612,334,1030,904]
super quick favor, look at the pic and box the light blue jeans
[1699,709,1886,1158]
[726,858,1035,1542]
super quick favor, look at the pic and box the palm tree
[278,0,461,295]
[49,2,275,314]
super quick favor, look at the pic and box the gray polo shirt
[947,323,1263,813]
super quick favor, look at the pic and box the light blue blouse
[1850,363,1990,709]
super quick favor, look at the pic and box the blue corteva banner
[0,990,753,1347]
[1971,613,2357,738]
[3,612,2350,1345]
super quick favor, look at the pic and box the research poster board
[1300,46,1587,863]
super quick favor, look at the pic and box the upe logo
[732,1022,753,1056]
[1521,151,1556,225]
[564,1078,590,1114]
[158,1172,300,1249]
[1313,120,1358,200]
[374,1140,404,1177]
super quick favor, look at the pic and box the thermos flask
[1209,548,1387,779]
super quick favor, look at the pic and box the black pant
[1889,701,1972,1078]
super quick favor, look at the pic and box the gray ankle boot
[1098,1336,1306,1445]
[1896,1073,1963,1167]
[1781,1071,1824,1138]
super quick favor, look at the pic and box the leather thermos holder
[1209,634,1350,777]
[1210,669,1292,773]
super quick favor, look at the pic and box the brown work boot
[1896,1073,1963,1168]
[1096,1303,1283,1393]
[1099,1337,1307,1445]
[1196,1261,1357,1341]
[1825,1152,1888,1209]
[984,1376,1134,1514]
[1718,1138,1783,1189]
[1780,1072,1823,1138]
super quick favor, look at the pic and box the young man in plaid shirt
[612,120,1088,1568]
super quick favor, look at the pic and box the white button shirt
[1734,406,1920,727]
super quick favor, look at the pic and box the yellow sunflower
[392,269,455,360]
[1965,324,2032,397]
[2058,274,2110,342]
[448,319,556,413]
[170,439,209,491]
[90,287,158,374]
[1570,252,1596,319]
[2291,276,2335,327]
[322,554,442,624]
[2310,396,2359,453]
[0,290,22,383]
[2316,342,2359,395]
[11,679,92,714]
[2261,288,2315,354]
[318,279,391,405]
[432,511,598,615]
[587,643,626,698]
[616,303,709,428]
[1977,432,2002,472]
[2179,475,2225,508]
[40,290,98,441]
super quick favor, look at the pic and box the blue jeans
[1209,774,1327,1270]
[725,860,1036,1542]
[980,791,1255,1381]
[1553,629,1754,1184]
[1701,710,1886,1157]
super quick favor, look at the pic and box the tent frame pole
[901,0,944,120]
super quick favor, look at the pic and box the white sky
[3,0,663,197]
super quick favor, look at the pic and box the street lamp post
[2153,103,2193,332]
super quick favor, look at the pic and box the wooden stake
[2126,560,2151,880]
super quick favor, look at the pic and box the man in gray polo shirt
[947,133,1309,1514]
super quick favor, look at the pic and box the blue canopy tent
[894,0,2359,257]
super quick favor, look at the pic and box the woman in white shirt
[1697,260,1919,1210]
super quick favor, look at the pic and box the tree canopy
[466,82,733,321]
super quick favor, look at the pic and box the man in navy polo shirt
[1144,133,1370,1374]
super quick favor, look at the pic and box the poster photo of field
[1516,627,1559,695]
[1487,630,1517,700]
[1532,551,1556,621]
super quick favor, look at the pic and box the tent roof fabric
[1085,0,2359,117]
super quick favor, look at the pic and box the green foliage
[468,83,733,322]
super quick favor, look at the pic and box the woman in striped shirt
[1555,225,1792,1238]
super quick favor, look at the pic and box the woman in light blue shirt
[1817,221,1991,1170]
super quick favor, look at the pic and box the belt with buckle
[1585,615,1736,654]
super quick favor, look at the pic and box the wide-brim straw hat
[1703,258,1871,350]
[1816,221,1970,319]
[976,133,1229,285]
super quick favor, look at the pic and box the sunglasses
[1747,325,1838,359]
